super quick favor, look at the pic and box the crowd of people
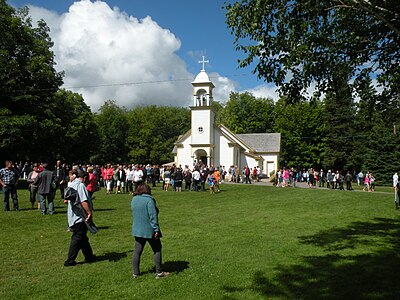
[273,167,378,192]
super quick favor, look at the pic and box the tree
[126,106,190,164]
[52,89,99,163]
[0,1,63,161]
[221,92,275,133]
[273,98,326,169]
[322,71,355,171]
[94,100,129,164]
[225,0,400,100]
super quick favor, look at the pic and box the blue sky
[7,0,276,110]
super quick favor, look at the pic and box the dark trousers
[127,180,133,193]
[245,175,251,184]
[193,180,199,191]
[346,181,352,190]
[133,237,162,275]
[56,182,65,199]
[185,181,191,191]
[3,184,18,211]
[65,222,94,265]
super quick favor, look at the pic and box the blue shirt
[67,179,92,227]
[131,194,160,238]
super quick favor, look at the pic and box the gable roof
[236,133,281,153]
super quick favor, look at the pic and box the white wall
[175,135,193,168]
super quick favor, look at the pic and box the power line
[2,73,250,94]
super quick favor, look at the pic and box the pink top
[86,173,97,193]
[364,176,370,184]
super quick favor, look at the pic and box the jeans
[3,184,18,211]
[133,237,162,276]
[39,193,54,214]
[65,222,94,265]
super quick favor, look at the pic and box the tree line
[1,1,399,184]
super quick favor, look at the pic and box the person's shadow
[163,261,190,274]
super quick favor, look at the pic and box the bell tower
[190,56,215,166]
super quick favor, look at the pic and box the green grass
[1,184,399,299]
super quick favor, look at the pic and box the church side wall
[214,130,234,169]
[176,135,193,168]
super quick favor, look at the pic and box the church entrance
[194,149,208,166]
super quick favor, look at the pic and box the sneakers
[132,274,140,279]
[155,271,170,279]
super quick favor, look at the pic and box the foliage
[126,105,190,164]
[225,0,400,101]
[220,92,275,133]
[1,185,397,299]
[0,1,63,161]
[322,71,356,171]
[93,100,129,164]
[273,98,326,168]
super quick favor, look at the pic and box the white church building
[173,59,281,176]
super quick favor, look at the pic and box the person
[34,163,56,215]
[363,173,370,192]
[116,165,126,194]
[0,160,20,211]
[369,173,376,192]
[163,167,171,191]
[27,164,40,209]
[244,166,251,184]
[345,171,353,190]
[192,168,200,191]
[133,165,143,192]
[207,172,215,194]
[105,164,115,194]
[184,168,192,191]
[173,167,183,192]
[86,166,97,199]
[214,168,221,192]
[131,184,169,279]
[64,170,96,266]
[53,160,66,199]
[393,172,399,209]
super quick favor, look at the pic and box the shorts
[117,180,125,187]
[164,178,170,184]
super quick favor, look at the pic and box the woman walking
[131,184,169,279]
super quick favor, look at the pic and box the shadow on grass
[92,208,116,212]
[163,260,190,273]
[141,260,190,275]
[95,250,131,262]
[223,218,400,299]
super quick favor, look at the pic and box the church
[173,58,281,177]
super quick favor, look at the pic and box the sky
[7,0,279,110]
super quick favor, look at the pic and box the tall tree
[273,98,326,169]
[94,100,129,164]
[126,106,190,164]
[0,2,63,160]
[225,0,400,101]
[221,92,275,133]
[322,71,355,171]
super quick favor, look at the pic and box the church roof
[236,133,281,153]
[192,70,211,84]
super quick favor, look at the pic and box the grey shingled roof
[236,133,281,153]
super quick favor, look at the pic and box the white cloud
[245,84,279,100]
[27,0,195,111]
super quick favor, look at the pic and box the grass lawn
[1,183,399,299]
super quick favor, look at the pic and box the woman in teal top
[131,184,169,278]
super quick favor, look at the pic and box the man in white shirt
[192,168,200,192]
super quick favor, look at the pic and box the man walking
[34,163,56,215]
[64,170,96,266]
[0,161,20,211]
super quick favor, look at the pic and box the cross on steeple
[198,56,209,71]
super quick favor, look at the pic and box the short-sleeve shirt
[0,167,19,185]
[67,179,92,227]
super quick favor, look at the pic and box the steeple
[191,56,214,107]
